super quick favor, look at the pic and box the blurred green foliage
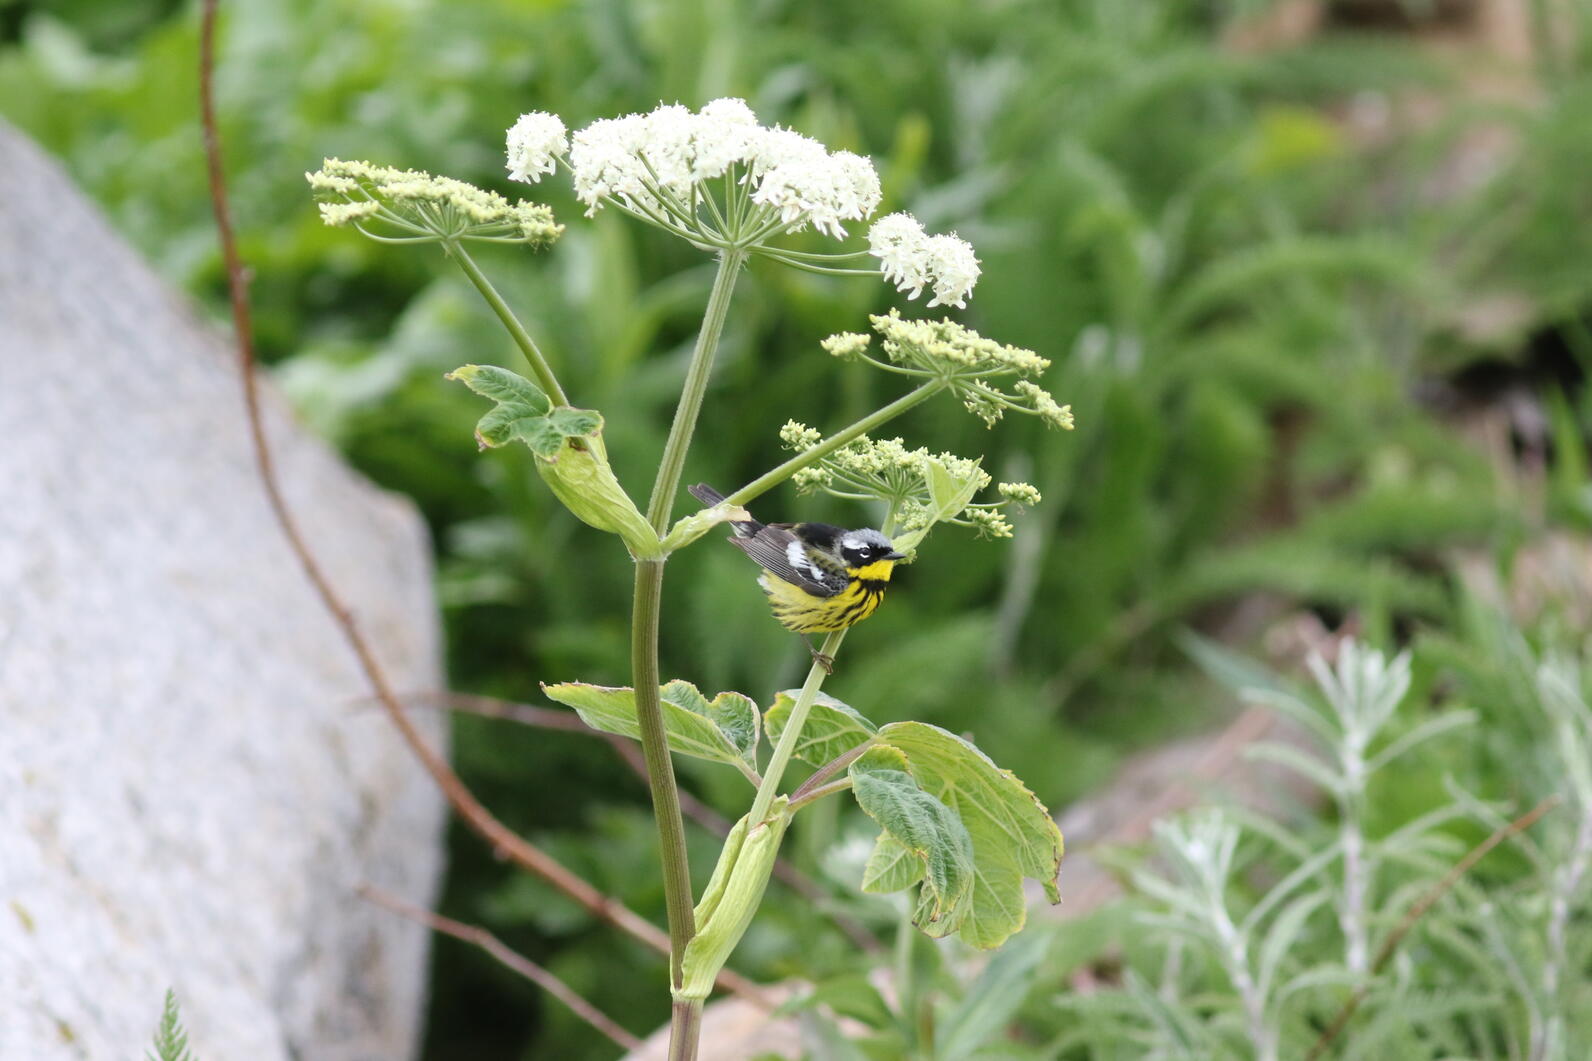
[9,0,1592,1057]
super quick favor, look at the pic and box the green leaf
[849,747,974,929]
[925,455,984,520]
[444,363,601,458]
[146,989,198,1061]
[875,721,1064,949]
[764,690,877,766]
[474,401,541,448]
[541,680,760,780]
[531,437,661,557]
[678,802,790,1001]
[662,679,759,766]
[861,833,923,893]
[447,365,661,556]
[446,363,551,414]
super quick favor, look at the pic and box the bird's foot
[809,647,835,675]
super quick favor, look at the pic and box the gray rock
[0,120,447,1060]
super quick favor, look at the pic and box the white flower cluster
[508,98,879,238]
[504,98,980,305]
[506,112,568,183]
[868,213,980,309]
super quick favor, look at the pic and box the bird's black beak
[885,550,907,561]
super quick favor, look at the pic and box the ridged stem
[448,243,569,406]
[725,381,944,509]
[633,251,745,1045]
[748,629,848,826]
[669,999,704,1061]
[647,251,746,528]
[632,559,693,988]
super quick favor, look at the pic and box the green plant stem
[633,560,695,990]
[895,902,919,1053]
[448,242,569,406]
[669,999,703,1061]
[789,741,873,804]
[631,250,745,1026]
[786,776,853,811]
[647,250,747,529]
[749,629,848,825]
[725,381,945,508]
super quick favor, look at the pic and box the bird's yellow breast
[758,558,898,634]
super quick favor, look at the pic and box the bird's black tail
[688,483,728,507]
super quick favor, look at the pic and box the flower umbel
[505,99,978,303]
[868,212,981,308]
[779,425,1041,548]
[829,310,1075,429]
[506,112,569,183]
[307,158,563,247]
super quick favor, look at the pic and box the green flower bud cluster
[825,310,1074,430]
[779,425,1042,543]
[307,158,563,247]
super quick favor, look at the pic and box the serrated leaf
[475,401,543,448]
[662,679,759,766]
[445,364,602,458]
[445,365,657,555]
[876,721,1064,949]
[765,690,877,766]
[861,833,924,893]
[446,363,551,414]
[542,680,759,780]
[849,747,974,928]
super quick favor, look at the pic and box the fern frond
[146,990,198,1061]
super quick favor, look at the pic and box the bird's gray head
[839,528,905,568]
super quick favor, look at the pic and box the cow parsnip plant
[309,98,1068,1057]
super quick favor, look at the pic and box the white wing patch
[786,539,821,578]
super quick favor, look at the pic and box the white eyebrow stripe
[841,535,864,551]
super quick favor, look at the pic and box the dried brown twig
[361,885,642,1051]
[197,0,765,1006]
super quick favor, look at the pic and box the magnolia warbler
[689,483,906,666]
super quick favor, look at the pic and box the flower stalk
[447,242,569,406]
[647,251,746,528]
[632,559,694,989]
[312,95,1071,1061]
[723,382,945,509]
[632,249,747,1000]
[749,629,848,826]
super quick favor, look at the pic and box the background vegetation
[9,0,1592,1057]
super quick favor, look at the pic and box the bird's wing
[731,527,846,597]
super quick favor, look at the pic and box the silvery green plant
[1051,635,1592,1061]
[1122,641,1480,1059]
[1454,652,1592,1061]
[309,98,1068,1058]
